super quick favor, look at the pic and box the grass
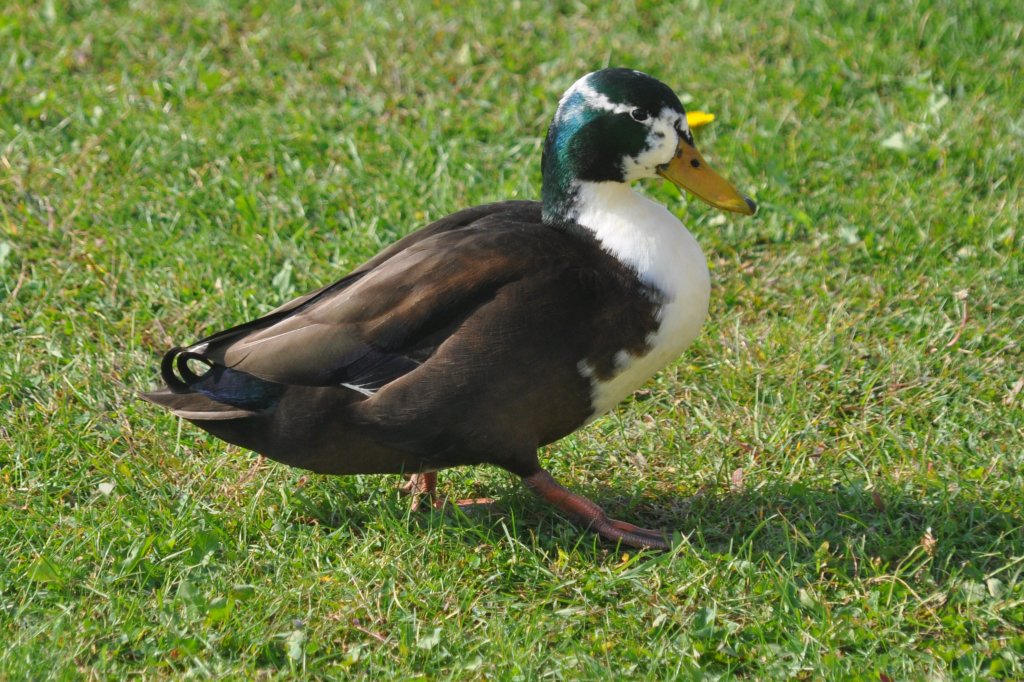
[2,0,1022,678]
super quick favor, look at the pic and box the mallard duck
[143,68,756,549]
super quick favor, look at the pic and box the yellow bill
[657,140,757,215]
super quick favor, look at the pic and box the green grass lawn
[2,0,1023,678]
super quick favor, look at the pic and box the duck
[142,68,756,550]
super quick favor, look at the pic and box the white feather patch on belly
[574,181,711,420]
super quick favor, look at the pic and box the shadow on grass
[290,476,1023,573]
[547,481,1022,571]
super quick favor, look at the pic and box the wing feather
[177,201,543,391]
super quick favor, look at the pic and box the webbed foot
[399,472,443,511]
[522,469,671,550]
[400,472,496,512]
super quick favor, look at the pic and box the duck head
[541,68,756,224]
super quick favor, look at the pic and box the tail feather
[139,387,257,420]
[142,347,404,475]
[145,346,285,416]
[161,346,214,393]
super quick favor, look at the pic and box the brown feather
[145,200,660,477]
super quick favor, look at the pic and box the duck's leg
[400,471,497,512]
[521,469,671,550]
[399,472,443,511]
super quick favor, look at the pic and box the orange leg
[399,472,443,511]
[400,472,495,512]
[522,469,671,550]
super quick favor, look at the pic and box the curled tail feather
[161,346,215,393]
[144,346,284,417]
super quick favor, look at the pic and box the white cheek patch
[620,108,685,181]
[555,75,690,182]
[673,107,691,137]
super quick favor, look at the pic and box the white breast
[574,181,711,420]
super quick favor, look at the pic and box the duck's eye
[630,108,649,122]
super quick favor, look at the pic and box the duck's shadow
[572,481,1021,568]
[289,476,1023,570]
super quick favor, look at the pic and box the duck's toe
[521,468,673,550]
[600,518,672,550]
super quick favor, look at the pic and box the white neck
[573,180,713,419]
[574,181,706,300]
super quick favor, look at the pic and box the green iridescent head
[541,68,755,224]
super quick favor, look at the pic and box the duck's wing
[170,201,543,392]
[260,202,534,319]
